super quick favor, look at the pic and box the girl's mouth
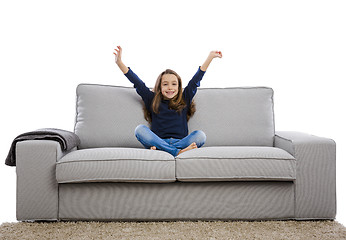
[165,91,175,96]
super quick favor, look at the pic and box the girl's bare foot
[150,146,157,150]
[178,142,197,155]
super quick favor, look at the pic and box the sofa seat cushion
[56,148,175,183]
[176,147,296,182]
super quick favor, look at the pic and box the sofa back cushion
[188,87,275,147]
[75,84,275,149]
[75,84,147,149]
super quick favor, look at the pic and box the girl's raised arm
[114,46,154,105]
[114,46,129,74]
[200,51,223,72]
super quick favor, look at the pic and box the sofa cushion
[56,148,175,183]
[75,85,275,149]
[176,147,296,182]
[188,87,275,147]
[75,84,147,149]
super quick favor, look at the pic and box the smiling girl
[114,46,222,156]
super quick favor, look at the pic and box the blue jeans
[134,124,206,157]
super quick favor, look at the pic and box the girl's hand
[201,50,223,71]
[113,45,129,74]
[113,46,122,64]
[209,50,223,59]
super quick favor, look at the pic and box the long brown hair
[144,69,196,123]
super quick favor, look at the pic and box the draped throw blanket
[5,128,80,166]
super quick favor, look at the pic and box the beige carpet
[1,220,345,240]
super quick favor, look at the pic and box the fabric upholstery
[56,148,175,183]
[275,132,336,219]
[59,182,295,220]
[75,85,275,148]
[16,140,66,221]
[176,147,296,182]
[13,84,336,221]
[188,87,275,147]
[74,84,148,149]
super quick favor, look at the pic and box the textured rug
[1,220,345,240]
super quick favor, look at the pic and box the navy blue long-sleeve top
[125,67,206,139]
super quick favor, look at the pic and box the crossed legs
[134,124,206,157]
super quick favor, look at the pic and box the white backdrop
[0,0,345,224]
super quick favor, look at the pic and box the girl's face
[161,74,179,100]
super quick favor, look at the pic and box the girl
[114,46,222,156]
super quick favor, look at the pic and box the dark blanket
[5,128,80,166]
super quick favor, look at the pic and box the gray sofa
[15,84,336,221]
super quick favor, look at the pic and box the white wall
[0,0,345,224]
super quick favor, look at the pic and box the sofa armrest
[16,140,75,221]
[274,131,336,219]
